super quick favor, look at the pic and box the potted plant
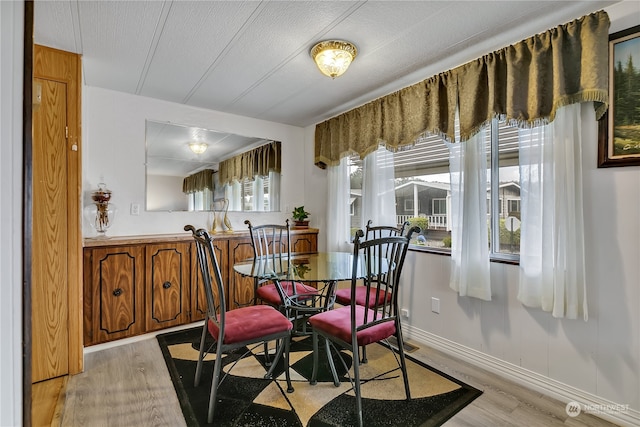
[291,206,310,228]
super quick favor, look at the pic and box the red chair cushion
[308,305,396,347]
[256,281,318,306]
[208,305,292,345]
[335,287,392,308]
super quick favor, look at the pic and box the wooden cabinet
[228,237,256,309]
[83,229,317,345]
[191,239,229,321]
[83,245,145,344]
[291,231,317,253]
[145,242,191,332]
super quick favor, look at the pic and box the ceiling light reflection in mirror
[145,120,281,212]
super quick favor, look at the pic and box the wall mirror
[145,120,281,212]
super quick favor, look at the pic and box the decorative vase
[222,198,233,233]
[211,198,231,233]
[210,212,221,234]
[85,183,117,238]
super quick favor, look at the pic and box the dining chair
[185,225,294,424]
[334,220,415,363]
[245,219,319,319]
[308,228,416,427]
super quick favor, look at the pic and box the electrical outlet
[130,203,140,216]
[401,308,409,318]
[431,297,440,314]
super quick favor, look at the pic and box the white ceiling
[34,0,617,128]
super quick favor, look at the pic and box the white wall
[0,1,23,425]
[82,86,307,237]
[305,2,640,425]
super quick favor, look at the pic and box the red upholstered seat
[334,287,391,308]
[256,281,318,306]
[208,305,293,345]
[308,305,396,347]
[334,220,408,365]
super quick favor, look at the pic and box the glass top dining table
[233,251,383,283]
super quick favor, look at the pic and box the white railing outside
[396,214,447,229]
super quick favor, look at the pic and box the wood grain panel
[91,247,144,343]
[229,238,256,309]
[145,243,189,331]
[191,240,228,321]
[31,375,67,427]
[291,234,317,254]
[32,78,69,383]
[33,44,83,376]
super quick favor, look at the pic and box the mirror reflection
[145,120,281,212]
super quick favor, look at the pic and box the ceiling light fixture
[189,142,208,154]
[310,40,357,79]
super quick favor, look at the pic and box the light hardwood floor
[49,335,620,427]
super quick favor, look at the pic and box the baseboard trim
[404,325,640,427]
[84,321,204,355]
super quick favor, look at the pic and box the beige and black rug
[158,327,481,426]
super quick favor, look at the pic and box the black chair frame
[309,227,418,427]
[186,225,293,424]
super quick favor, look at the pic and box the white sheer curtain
[518,103,591,320]
[326,157,352,252]
[269,171,280,211]
[361,146,397,229]
[252,177,264,211]
[447,128,492,301]
[226,181,242,211]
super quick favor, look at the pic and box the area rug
[157,327,481,427]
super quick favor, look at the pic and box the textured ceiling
[34,1,617,128]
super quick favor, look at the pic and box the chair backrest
[185,225,226,331]
[365,219,408,240]
[364,220,411,264]
[351,226,418,330]
[245,219,292,260]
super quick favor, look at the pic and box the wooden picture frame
[598,25,640,168]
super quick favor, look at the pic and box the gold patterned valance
[315,10,610,168]
[182,169,214,194]
[218,141,281,185]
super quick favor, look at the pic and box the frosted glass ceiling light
[189,142,208,154]
[310,40,357,79]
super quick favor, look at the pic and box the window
[432,198,446,215]
[189,188,213,211]
[404,199,414,211]
[489,120,521,258]
[507,199,520,215]
[222,174,274,212]
[348,118,520,259]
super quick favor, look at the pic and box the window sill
[408,245,520,265]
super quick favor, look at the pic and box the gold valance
[315,10,610,168]
[182,169,214,194]
[218,141,281,185]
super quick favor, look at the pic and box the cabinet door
[228,237,256,309]
[88,246,145,344]
[291,232,318,254]
[191,239,228,321]
[145,243,190,331]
